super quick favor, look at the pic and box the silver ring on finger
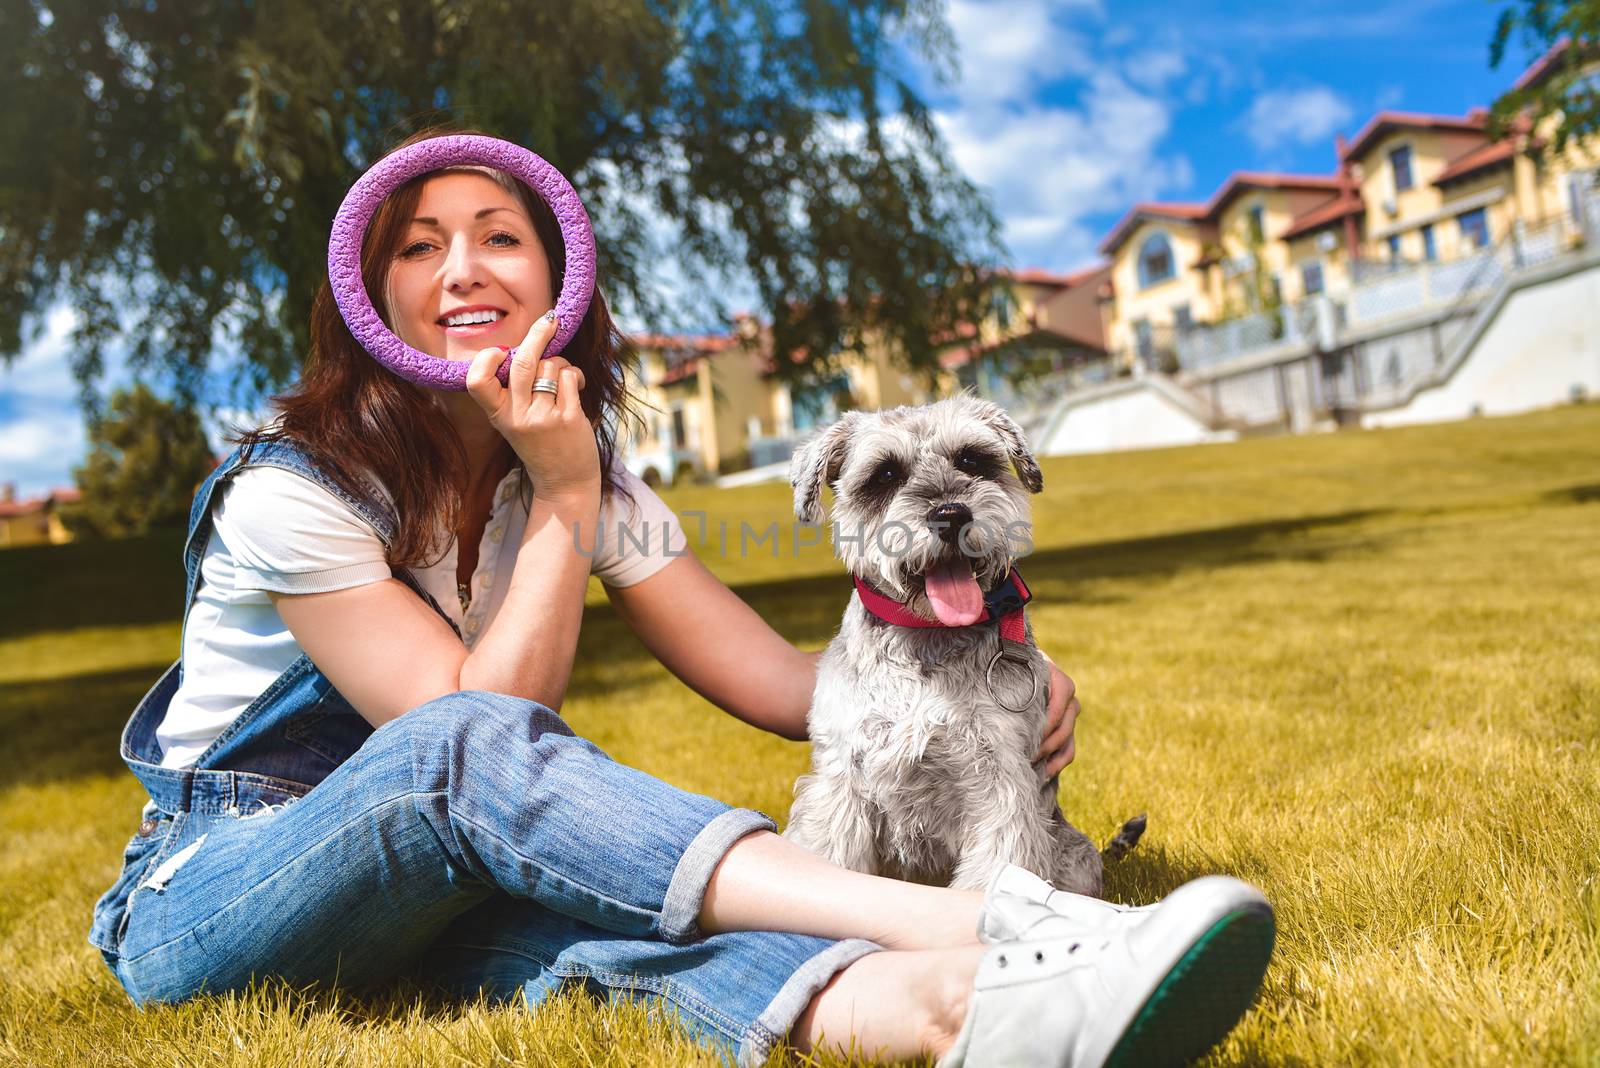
[532,377,560,396]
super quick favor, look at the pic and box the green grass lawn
[2,404,1598,1066]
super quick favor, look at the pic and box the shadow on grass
[1100,840,1261,902]
[1546,481,1600,505]
[577,508,1394,693]
[11,509,1387,791]
[0,665,159,790]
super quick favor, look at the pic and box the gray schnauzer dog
[782,394,1141,894]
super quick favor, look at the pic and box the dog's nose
[927,502,973,546]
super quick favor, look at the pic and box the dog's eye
[954,447,999,478]
[870,461,903,487]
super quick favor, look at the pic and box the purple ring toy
[327,134,597,390]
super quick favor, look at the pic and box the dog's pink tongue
[925,559,984,625]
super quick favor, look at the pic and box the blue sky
[0,0,1545,497]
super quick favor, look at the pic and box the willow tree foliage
[0,0,1005,417]
[1490,3,1600,152]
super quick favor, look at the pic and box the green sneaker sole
[1104,903,1276,1068]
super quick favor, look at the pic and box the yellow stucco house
[621,321,939,484]
[0,486,79,548]
[1094,41,1599,371]
[936,267,1112,392]
[1094,202,1211,371]
[619,268,1111,481]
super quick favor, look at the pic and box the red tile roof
[1280,194,1365,242]
[1002,267,1090,288]
[1433,139,1517,185]
[936,326,1089,370]
[1097,202,1209,255]
[0,488,78,519]
[1512,39,1578,92]
[1203,172,1344,216]
[657,359,701,386]
[631,332,738,352]
[1341,109,1488,162]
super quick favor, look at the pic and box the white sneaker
[978,863,1158,943]
[941,875,1275,1068]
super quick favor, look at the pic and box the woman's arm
[604,550,819,741]
[271,483,600,727]
[270,327,602,728]
[603,541,1081,769]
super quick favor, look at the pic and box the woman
[88,125,1274,1067]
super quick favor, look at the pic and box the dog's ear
[790,414,858,524]
[971,398,1043,493]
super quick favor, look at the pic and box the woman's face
[385,170,554,363]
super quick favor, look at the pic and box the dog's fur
[782,393,1112,894]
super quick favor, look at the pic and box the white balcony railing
[1173,192,1598,373]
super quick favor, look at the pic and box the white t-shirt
[155,460,687,768]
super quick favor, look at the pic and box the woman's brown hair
[232,124,644,569]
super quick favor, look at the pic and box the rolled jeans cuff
[740,937,885,1066]
[659,807,778,943]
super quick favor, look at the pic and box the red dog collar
[853,568,1032,644]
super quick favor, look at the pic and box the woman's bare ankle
[920,947,983,1059]
[790,947,984,1062]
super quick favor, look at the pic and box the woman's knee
[366,689,582,793]
[381,689,572,750]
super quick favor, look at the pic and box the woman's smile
[437,304,509,339]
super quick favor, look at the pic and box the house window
[1133,318,1153,361]
[1458,207,1490,250]
[1247,204,1265,243]
[1173,304,1194,333]
[1421,223,1437,262]
[1389,145,1414,192]
[1301,261,1325,296]
[1387,234,1402,263]
[991,286,1013,331]
[671,407,687,450]
[1137,233,1176,288]
[791,372,853,432]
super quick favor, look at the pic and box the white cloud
[915,2,1197,270]
[935,69,1192,268]
[0,393,90,499]
[1124,48,1188,92]
[1375,83,1406,110]
[0,301,134,497]
[1,305,85,496]
[1245,85,1354,152]
[944,0,1101,103]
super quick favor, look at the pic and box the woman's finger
[509,311,560,413]
[465,344,507,417]
[527,355,570,420]
[557,365,585,421]
[1036,713,1073,765]
[1047,735,1076,777]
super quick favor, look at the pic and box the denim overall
[86,438,456,963]
[85,438,878,1065]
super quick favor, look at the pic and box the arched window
[1137,232,1176,288]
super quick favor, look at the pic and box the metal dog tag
[986,639,1041,713]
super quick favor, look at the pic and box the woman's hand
[1033,652,1079,779]
[466,311,599,501]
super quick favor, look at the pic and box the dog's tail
[1102,813,1147,862]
